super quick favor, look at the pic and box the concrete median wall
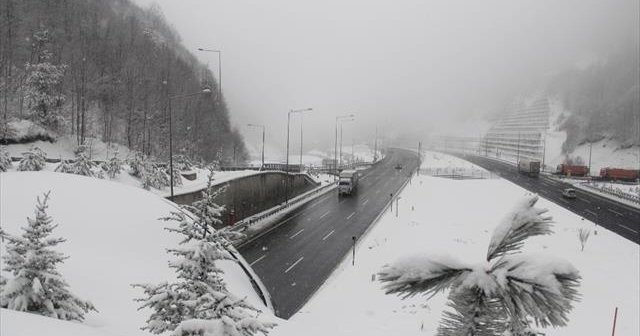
[169,172,319,227]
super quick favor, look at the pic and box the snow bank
[274,151,639,336]
[0,172,274,336]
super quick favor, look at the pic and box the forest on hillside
[0,0,248,164]
[548,43,640,153]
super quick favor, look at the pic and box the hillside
[0,0,248,164]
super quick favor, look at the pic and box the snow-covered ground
[4,134,132,162]
[275,151,639,336]
[0,172,277,336]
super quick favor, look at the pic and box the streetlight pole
[588,141,593,176]
[167,87,212,198]
[196,48,222,98]
[285,108,312,202]
[334,114,354,178]
[248,124,265,169]
[340,118,354,168]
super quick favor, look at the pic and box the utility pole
[588,141,593,176]
[374,126,378,162]
[516,132,521,163]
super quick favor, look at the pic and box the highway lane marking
[608,208,624,217]
[580,198,591,204]
[560,198,570,204]
[347,212,356,220]
[618,224,637,234]
[319,211,330,219]
[289,229,304,239]
[362,199,369,206]
[322,230,335,241]
[249,255,266,266]
[375,189,380,194]
[284,256,304,274]
[585,209,598,217]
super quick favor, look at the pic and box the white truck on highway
[338,170,359,196]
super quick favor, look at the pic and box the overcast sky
[133,0,637,160]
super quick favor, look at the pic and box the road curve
[456,154,640,244]
[238,148,419,319]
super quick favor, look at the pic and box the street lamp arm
[197,48,221,53]
[169,89,212,100]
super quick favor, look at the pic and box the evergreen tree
[0,192,96,321]
[18,146,47,171]
[70,146,95,177]
[54,160,74,174]
[128,152,146,178]
[379,195,581,335]
[133,170,271,335]
[169,166,183,187]
[0,147,12,172]
[24,29,67,129]
[105,151,123,179]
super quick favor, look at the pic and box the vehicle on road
[599,167,640,182]
[395,163,403,170]
[556,164,589,177]
[517,159,540,177]
[338,170,359,196]
[562,188,577,199]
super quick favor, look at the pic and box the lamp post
[334,114,354,178]
[196,48,222,98]
[340,118,354,168]
[168,87,212,198]
[285,108,312,203]
[248,124,265,170]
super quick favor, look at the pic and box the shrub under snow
[18,146,47,171]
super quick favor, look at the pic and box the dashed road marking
[618,224,637,234]
[585,209,598,217]
[322,230,335,241]
[289,229,304,239]
[608,208,624,217]
[347,212,356,220]
[250,255,266,266]
[319,211,330,219]
[580,198,591,204]
[284,257,304,273]
[362,199,369,206]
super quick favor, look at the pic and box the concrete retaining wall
[169,172,319,227]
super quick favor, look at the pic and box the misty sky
[133,0,638,160]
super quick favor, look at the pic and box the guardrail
[226,181,337,239]
[579,182,640,205]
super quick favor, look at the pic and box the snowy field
[275,151,639,336]
[0,172,276,336]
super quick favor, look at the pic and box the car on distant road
[395,163,403,170]
[562,188,577,199]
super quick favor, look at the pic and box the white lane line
[608,208,624,217]
[250,255,266,266]
[580,198,591,204]
[319,211,330,219]
[375,189,380,194]
[362,199,369,206]
[289,229,304,239]
[618,224,638,234]
[322,230,335,241]
[284,256,304,273]
[585,209,598,217]
[560,198,570,204]
[346,212,356,220]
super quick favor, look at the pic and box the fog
[134,0,637,159]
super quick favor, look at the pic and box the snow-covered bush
[378,195,581,335]
[70,149,95,177]
[172,154,193,171]
[133,171,268,335]
[578,227,591,252]
[54,160,74,173]
[0,192,96,321]
[0,147,12,172]
[169,166,183,187]
[18,146,47,171]
[105,151,123,179]
[141,163,169,190]
[127,151,146,178]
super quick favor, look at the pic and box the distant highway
[458,154,640,244]
[238,149,419,319]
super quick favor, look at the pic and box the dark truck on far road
[518,159,541,177]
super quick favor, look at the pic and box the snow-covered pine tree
[378,195,581,335]
[18,146,47,171]
[54,159,74,173]
[128,151,146,178]
[70,146,95,177]
[140,163,169,190]
[24,29,67,129]
[0,192,96,321]
[133,169,270,335]
[105,151,123,179]
[169,166,183,187]
[0,147,12,171]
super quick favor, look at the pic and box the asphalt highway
[458,154,640,244]
[238,149,419,319]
